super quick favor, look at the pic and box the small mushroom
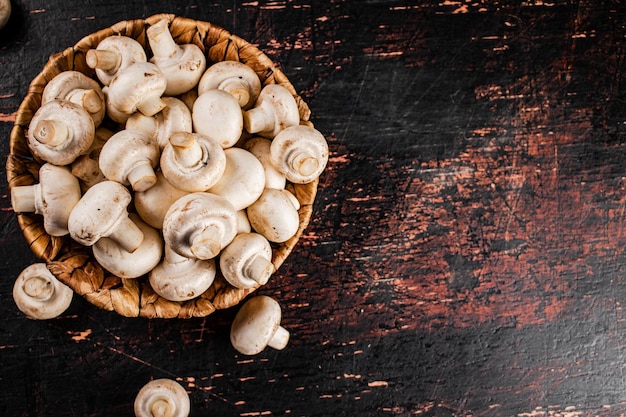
[98,129,160,192]
[230,295,289,355]
[270,124,329,184]
[134,170,189,229]
[207,147,265,210]
[243,136,286,189]
[147,18,206,96]
[13,263,73,320]
[27,100,95,166]
[41,70,106,127]
[149,244,216,302]
[0,0,11,30]
[93,214,163,279]
[246,188,300,243]
[159,132,226,192]
[68,180,144,253]
[134,378,190,417]
[126,97,192,150]
[71,126,114,191]
[11,163,82,237]
[162,192,238,260]
[220,233,274,289]
[107,61,168,117]
[86,35,147,86]
[192,89,243,148]
[197,60,261,109]
[242,84,300,138]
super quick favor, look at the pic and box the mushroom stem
[150,398,173,417]
[108,216,144,253]
[127,161,158,192]
[11,185,37,213]
[32,119,70,146]
[86,49,120,71]
[126,113,159,137]
[268,325,290,350]
[190,223,223,260]
[137,95,167,117]
[65,88,104,114]
[22,275,54,301]
[244,256,273,286]
[243,107,273,135]
[218,78,251,108]
[288,150,319,178]
[148,19,180,59]
[170,132,203,168]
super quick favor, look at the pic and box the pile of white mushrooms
[11,18,328,365]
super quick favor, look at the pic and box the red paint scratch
[0,112,16,122]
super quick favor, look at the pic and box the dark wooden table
[2,1,626,416]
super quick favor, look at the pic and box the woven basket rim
[6,14,319,319]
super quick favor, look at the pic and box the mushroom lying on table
[134,378,190,417]
[13,263,73,320]
[230,295,289,355]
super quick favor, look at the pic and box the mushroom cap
[93,214,163,279]
[197,60,261,109]
[162,192,238,260]
[107,61,167,116]
[89,35,147,86]
[242,84,300,138]
[27,100,95,166]
[246,188,300,243]
[220,233,274,289]
[192,89,243,148]
[13,263,73,320]
[134,378,190,417]
[134,170,189,229]
[270,124,329,184]
[230,295,288,355]
[160,132,227,192]
[41,70,106,126]
[67,180,133,247]
[149,245,216,302]
[99,129,159,192]
[207,147,265,210]
[244,136,287,189]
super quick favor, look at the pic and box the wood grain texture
[1,0,626,416]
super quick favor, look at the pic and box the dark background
[2,0,626,416]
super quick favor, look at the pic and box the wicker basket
[6,14,318,319]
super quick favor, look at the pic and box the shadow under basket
[6,14,318,319]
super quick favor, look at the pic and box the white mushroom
[243,136,286,189]
[162,192,238,260]
[11,163,81,237]
[270,124,329,184]
[192,89,243,148]
[147,18,206,96]
[246,188,300,243]
[93,214,163,279]
[86,35,147,86]
[13,263,73,320]
[230,295,289,355]
[27,100,95,165]
[134,378,190,417]
[107,61,167,116]
[102,86,131,124]
[149,244,216,302]
[98,129,159,192]
[0,0,11,30]
[71,126,113,191]
[220,233,274,289]
[134,170,189,229]
[242,84,300,138]
[126,96,192,150]
[207,147,265,211]
[159,132,226,192]
[68,180,144,253]
[179,88,198,113]
[197,60,261,109]
[236,209,251,234]
[41,70,106,126]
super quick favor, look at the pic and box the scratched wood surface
[1,0,626,416]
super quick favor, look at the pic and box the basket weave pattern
[6,14,318,318]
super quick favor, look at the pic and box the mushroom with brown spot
[220,233,274,289]
[11,163,82,237]
[134,378,190,417]
[126,96,192,150]
[242,84,300,138]
[86,35,147,86]
[230,295,289,355]
[68,180,144,253]
[270,124,329,184]
[197,60,261,109]
[13,263,73,320]
[107,61,168,117]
